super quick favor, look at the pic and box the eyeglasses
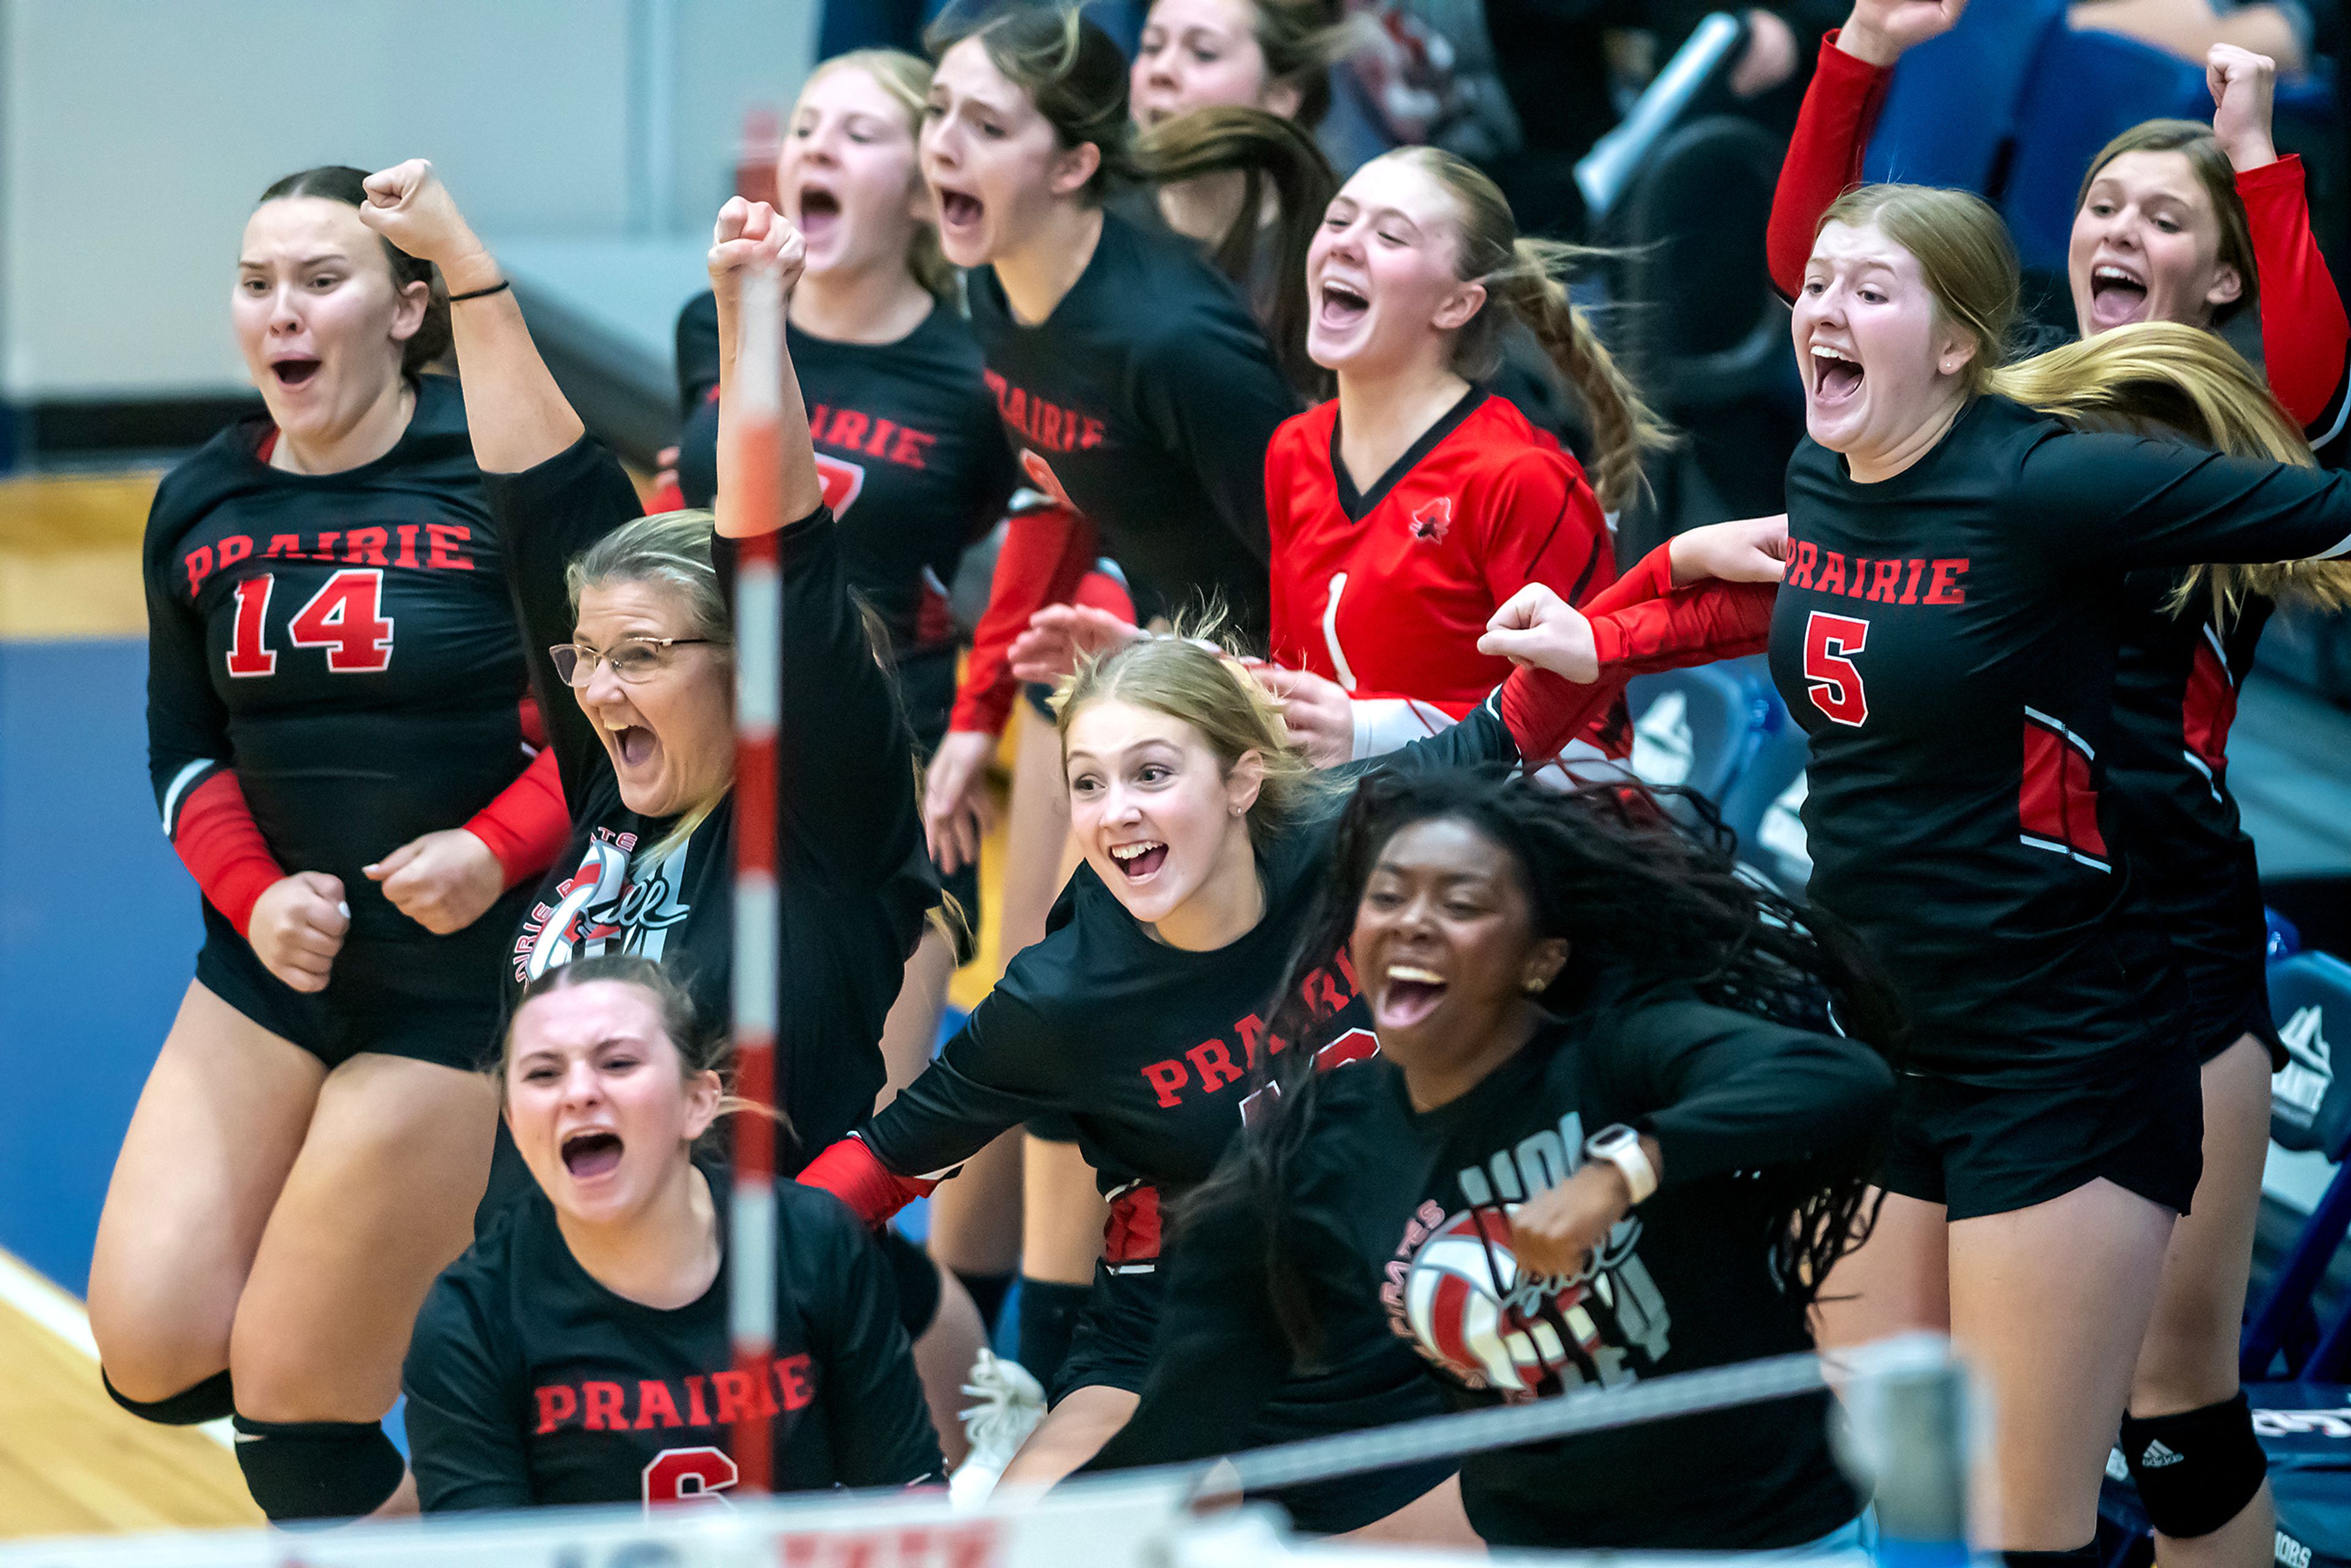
[549,637,713,688]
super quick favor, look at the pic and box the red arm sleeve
[171,770,287,939]
[462,746,571,890]
[798,1136,938,1229]
[1591,581,1779,674]
[948,505,1098,735]
[2239,156,2351,432]
[1582,540,1678,618]
[1499,665,1635,764]
[1768,32,1894,301]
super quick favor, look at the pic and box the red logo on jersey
[1409,497,1453,544]
[814,452,866,516]
[1019,448,1076,514]
[1137,952,1360,1109]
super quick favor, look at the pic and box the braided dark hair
[1210,766,1904,1366]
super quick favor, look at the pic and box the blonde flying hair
[568,510,735,863]
[797,50,958,301]
[1817,183,2351,618]
[1386,146,1673,516]
[1052,622,1343,852]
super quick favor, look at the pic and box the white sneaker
[950,1349,1048,1508]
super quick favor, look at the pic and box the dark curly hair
[1209,765,1905,1365]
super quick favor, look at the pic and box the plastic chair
[1862,0,2067,193]
[1626,664,1764,806]
[2002,25,2216,274]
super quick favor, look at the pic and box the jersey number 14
[226,569,397,677]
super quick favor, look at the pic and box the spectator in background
[2072,0,2314,73]
[822,0,1148,62]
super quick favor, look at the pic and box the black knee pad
[102,1367,234,1425]
[1016,1277,1091,1392]
[231,1415,405,1525]
[2000,1546,2098,1568]
[2122,1393,2269,1539]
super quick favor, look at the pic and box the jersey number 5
[1802,612,1870,727]
[225,570,396,678]
[643,1444,738,1507]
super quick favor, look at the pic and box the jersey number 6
[226,569,397,678]
[642,1444,738,1507]
[1802,612,1870,727]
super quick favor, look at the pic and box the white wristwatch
[1584,1123,1657,1205]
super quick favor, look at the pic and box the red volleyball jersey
[1265,389,1622,756]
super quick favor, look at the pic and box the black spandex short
[1059,1262,1456,1534]
[194,903,498,1073]
[1877,1048,2204,1220]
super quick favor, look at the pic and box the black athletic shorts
[1059,1261,1456,1535]
[1877,1048,2204,1220]
[896,648,981,967]
[194,901,500,1073]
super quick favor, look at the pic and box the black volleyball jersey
[144,373,539,991]
[966,209,1295,636]
[492,439,934,1170]
[673,294,1020,661]
[404,1169,940,1510]
[2105,579,2277,1046]
[1773,395,2351,1086]
[1090,988,1890,1550]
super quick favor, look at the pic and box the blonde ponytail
[1987,321,2351,616]
[1384,146,1671,514]
[1490,236,1673,514]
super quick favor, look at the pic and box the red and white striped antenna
[727,260,786,1493]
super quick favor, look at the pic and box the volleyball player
[798,620,1748,1534]
[1771,18,2351,1561]
[910,6,1331,1387]
[354,162,985,1449]
[662,50,1044,1340]
[1591,184,2351,1567]
[91,167,573,1523]
[403,956,940,1510]
[1090,768,1898,1551]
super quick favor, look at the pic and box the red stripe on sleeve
[2238,156,2351,430]
[172,770,286,939]
[797,1136,937,1229]
[464,746,571,890]
[950,505,1099,735]
[1768,32,1893,301]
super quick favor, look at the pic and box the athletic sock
[954,1268,1015,1332]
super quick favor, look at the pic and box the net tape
[0,1345,1962,1568]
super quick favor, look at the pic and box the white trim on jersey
[159,757,218,836]
[1321,571,1359,692]
[2180,747,2225,806]
[2022,705,2096,760]
[2018,831,2113,872]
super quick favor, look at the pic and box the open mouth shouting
[797,181,844,248]
[1376,963,1449,1031]
[602,718,658,773]
[561,1127,625,1182]
[2086,259,2151,331]
[1318,278,1369,334]
[1108,839,1168,880]
[1808,342,1863,407]
[269,354,322,389]
[934,182,984,241]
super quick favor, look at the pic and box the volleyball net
[0,1337,1974,1568]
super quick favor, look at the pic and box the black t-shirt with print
[143,373,539,997]
[965,209,1296,637]
[405,1168,940,1510]
[489,438,934,1171]
[1089,985,1892,1551]
[673,293,1019,662]
[1772,395,2351,1086]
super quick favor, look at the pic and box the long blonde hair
[798,50,958,300]
[1052,624,1343,853]
[1818,184,2351,617]
[1389,146,1673,515]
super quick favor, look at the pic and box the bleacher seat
[1862,0,2066,193]
[2102,951,2351,1568]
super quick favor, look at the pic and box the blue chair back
[1626,664,1762,804]
[1862,0,2066,192]
[2001,26,2214,273]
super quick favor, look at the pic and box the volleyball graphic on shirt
[1404,1205,1600,1393]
